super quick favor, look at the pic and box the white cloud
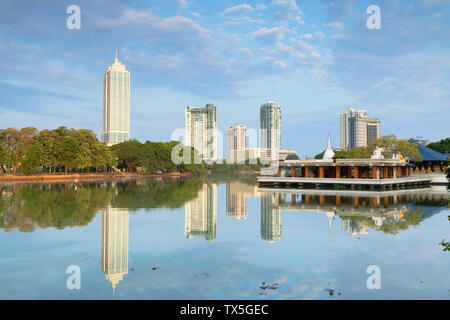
[222,4,254,15]
[327,21,344,29]
[272,0,304,23]
[252,27,285,44]
[274,60,287,68]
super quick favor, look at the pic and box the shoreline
[0,172,195,184]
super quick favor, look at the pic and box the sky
[0,0,449,157]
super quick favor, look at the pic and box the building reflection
[185,183,217,241]
[260,189,449,237]
[260,193,282,242]
[226,181,259,220]
[101,205,129,295]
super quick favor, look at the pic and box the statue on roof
[371,146,385,159]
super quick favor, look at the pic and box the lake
[0,175,449,299]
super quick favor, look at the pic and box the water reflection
[185,183,217,241]
[101,205,129,295]
[260,194,282,242]
[226,181,260,220]
[0,178,449,299]
[262,190,449,236]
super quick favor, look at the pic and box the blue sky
[0,0,449,157]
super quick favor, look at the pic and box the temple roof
[411,141,449,162]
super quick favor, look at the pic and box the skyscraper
[340,107,380,150]
[340,107,367,150]
[260,102,281,150]
[185,104,217,161]
[348,117,381,149]
[101,205,129,295]
[102,51,130,146]
[226,124,247,164]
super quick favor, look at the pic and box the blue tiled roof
[411,141,449,161]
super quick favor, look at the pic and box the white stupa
[323,133,335,160]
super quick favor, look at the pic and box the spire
[327,131,331,149]
[323,133,335,160]
[115,48,118,62]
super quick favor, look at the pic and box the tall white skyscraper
[102,51,130,146]
[226,124,247,164]
[260,102,281,151]
[185,104,217,161]
[340,107,371,150]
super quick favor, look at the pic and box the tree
[368,135,422,161]
[427,138,450,154]
[334,147,371,159]
[111,140,142,172]
[21,144,42,174]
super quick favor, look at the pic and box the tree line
[0,127,115,174]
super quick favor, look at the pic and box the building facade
[226,124,247,164]
[185,104,217,161]
[348,117,381,149]
[340,107,367,150]
[102,52,130,146]
[260,102,281,151]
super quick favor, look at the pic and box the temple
[258,135,440,191]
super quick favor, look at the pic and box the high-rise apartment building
[348,117,381,149]
[226,124,247,164]
[340,107,380,150]
[260,102,281,151]
[102,51,130,146]
[185,104,217,161]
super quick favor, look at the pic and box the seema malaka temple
[258,135,448,191]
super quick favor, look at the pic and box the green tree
[368,135,422,160]
[427,138,450,154]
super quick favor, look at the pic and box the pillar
[366,167,370,179]
[383,197,389,208]
[383,167,388,179]
[319,166,324,178]
[373,197,379,209]
[292,194,296,204]
[372,166,378,179]
[354,196,359,208]
[336,195,341,206]
[305,194,310,204]
[291,166,296,177]
[336,167,341,178]
[278,167,281,177]
[354,166,359,179]
[305,166,310,178]
[320,195,325,206]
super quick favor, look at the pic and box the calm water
[0,175,449,300]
